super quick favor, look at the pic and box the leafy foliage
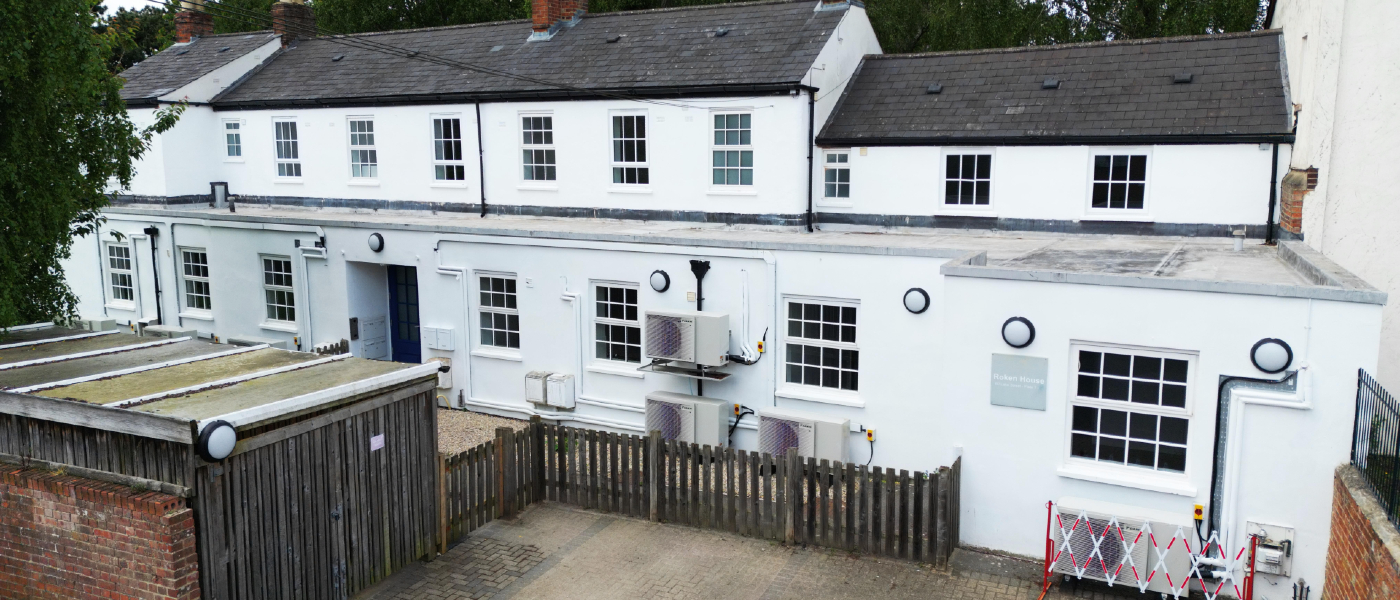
[0,0,183,330]
[94,5,176,72]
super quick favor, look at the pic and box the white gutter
[0,330,118,351]
[9,344,268,393]
[0,336,190,371]
[433,240,472,409]
[111,353,349,408]
[199,361,440,432]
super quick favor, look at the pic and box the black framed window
[594,285,641,363]
[1070,346,1191,473]
[784,300,858,391]
[945,154,990,205]
[479,276,519,349]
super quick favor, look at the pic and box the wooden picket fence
[438,419,962,565]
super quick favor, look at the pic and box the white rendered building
[64,0,1383,594]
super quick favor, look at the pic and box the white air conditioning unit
[756,407,849,462]
[644,310,730,367]
[1051,497,1195,594]
[644,391,728,447]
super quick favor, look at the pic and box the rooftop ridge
[863,28,1280,61]
[307,0,809,42]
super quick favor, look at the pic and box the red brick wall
[1324,466,1400,600]
[0,465,200,600]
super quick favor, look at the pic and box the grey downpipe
[1265,143,1279,245]
[805,90,815,233]
[169,224,182,328]
[1206,370,1298,542]
[142,226,164,325]
[690,259,710,396]
[476,102,487,218]
[95,230,108,318]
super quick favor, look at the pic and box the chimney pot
[174,4,214,44]
[531,0,588,39]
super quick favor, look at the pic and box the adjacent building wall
[1273,0,1400,388]
[1324,465,1400,599]
[0,464,200,600]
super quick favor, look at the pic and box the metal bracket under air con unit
[637,358,732,382]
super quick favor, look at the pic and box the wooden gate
[195,380,440,600]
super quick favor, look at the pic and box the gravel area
[438,408,530,455]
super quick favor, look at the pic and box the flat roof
[107,205,1385,305]
[0,329,437,432]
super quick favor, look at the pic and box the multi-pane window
[1070,347,1191,473]
[433,117,466,181]
[262,257,295,322]
[945,154,990,205]
[823,151,850,199]
[224,121,241,157]
[1091,154,1147,209]
[348,119,378,178]
[611,115,648,185]
[274,120,300,177]
[784,300,858,391]
[181,249,211,311]
[478,276,519,349]
[712,113,753,186]
[107,244,134,302]
[521,116,556,181]
[594,285,640,363]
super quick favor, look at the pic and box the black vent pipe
[690,259,710,396]
[143,226,164,326]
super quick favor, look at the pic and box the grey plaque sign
[990,354,1048,410]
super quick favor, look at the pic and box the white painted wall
[1275,0,1400,389]
[815,143,1287,225]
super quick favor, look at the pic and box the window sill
[1080,213,1153,223]
[430,181,469,189]
[223,158,245,164]
[587,362,646,379]
[706,188,758,197]
[274,178,303,184]
[347,180,380,187]
[1056,462,1196,496]
[775,385,865,408]
[517,183,559,191]
[472,347,523,362]
[259,321,298,333]
[816,200,854,209]
[607,186,652,195]
[179,311,214,322]
[104,302,137,312]
[937,208,996,217]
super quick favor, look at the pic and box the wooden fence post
[530,417,545,501]
[648,430,661,522]
[936,465,950,567]
[496,428,511,519]
[784,450,798,544]
[437,453,448,556]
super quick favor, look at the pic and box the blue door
[388,265,421,363]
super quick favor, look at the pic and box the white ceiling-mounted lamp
[1001,317,1035,348]
[1250,338,1293,374]
[650,270,670,293]
[197,420,237,462]
[368,232,385,252]
[903,288,930,314]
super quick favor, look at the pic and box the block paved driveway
[357,502,1140,600]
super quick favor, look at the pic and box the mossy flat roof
[0,331,150,366]
[37,347,321,404]
[132,357,409,421]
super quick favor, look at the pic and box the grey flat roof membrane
[0,338,233,390]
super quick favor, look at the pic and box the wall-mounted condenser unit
[644,391,729,447]
[756,407,849,462]
[644,310,730,367]
[1051,497,1194,594]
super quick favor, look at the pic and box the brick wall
[1324,465,1400,600]
[0,464,200,600]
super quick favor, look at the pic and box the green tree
[1049,0,1266,41]
[212,0,277,34]
[315,0,530,34]
[94,5,176,72]
[0,0,183,331]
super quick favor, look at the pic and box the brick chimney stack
[531,0,587,40]
[174,0,214,43]
[272,0,317,48]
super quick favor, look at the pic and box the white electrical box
[428,357,452,389]
[644,391,729,447]
[644,310,730,367]
[1246,521,1294,577]
[546,374,576,409]
[756,407,849,462]
[422,326,456,351]
[525,371,550,405]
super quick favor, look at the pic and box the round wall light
[650,270,670,293]
[1002,317,1035,348]
[197,420,237,462]
[1250,338,1293,374]
[368,232,385,252]
[903,288,930,314]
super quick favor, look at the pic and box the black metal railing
[1351,368,1400,526]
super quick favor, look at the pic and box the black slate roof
[214,0,843,108]
[817,31,1292,146]
[120,31,279,104]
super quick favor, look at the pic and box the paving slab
[357,502,1145,600]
